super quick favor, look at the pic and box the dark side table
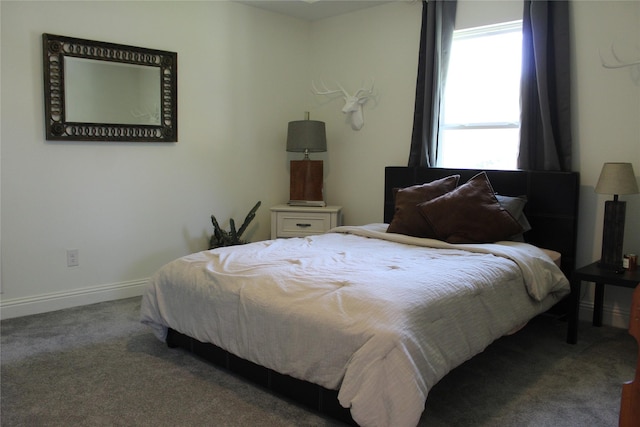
[567,261,640,344]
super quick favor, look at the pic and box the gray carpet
[1,297,636,426]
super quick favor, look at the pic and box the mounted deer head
[312,79,375,131]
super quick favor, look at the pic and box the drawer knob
[296,223,312,228]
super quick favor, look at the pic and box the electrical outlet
[67,249,79,267]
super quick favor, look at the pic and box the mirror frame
[43,33,178,142]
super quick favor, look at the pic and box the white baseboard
[578,300,630,329]
[0,278,148,320]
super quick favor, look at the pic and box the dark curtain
[408,0,457,167]
[519,0,572,171]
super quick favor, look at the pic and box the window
[438,21,522,170]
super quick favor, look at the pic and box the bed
[140,167,579,427]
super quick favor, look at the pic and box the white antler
[353,78,375,99]
[600,44,640,69]
[311,80,348,97]
[311,78,375,131]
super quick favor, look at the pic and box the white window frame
[438,20,523,170]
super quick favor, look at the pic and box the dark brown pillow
[417,172,523,244]
[386,175,460,238]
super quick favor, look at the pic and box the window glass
[438,21,522,170]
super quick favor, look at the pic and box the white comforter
[140,224,569,427]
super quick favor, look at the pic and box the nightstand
[270,205,342,238]
[567,261,640,344]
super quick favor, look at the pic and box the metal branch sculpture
[209,201,261,249]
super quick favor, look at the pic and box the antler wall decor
[600,43,640,69]
[312,79,375,131]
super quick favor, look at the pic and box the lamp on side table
[595,162,638,271]
[286,112,327,207]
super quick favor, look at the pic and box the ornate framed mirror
[43,34,178,142]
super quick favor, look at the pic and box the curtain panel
[519,0,572,171]
[408,0,457,167]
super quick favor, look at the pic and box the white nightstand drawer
[270,205,342,238]
[279,214,330,236]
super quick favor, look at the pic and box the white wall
[308,1,422,225]
[2,0,639,326]
[0,0,309,317]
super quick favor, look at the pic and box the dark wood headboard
[384,167,580,277]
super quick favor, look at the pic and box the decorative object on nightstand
[270,205,342,239]
[209,201,261,249]
[286,112,327,207]
[595,162,638,271]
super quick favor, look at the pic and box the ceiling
[234,0,392,21]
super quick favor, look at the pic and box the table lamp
[595,162,639,270]
[286,112,327,207]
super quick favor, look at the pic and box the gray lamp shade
[286,120,327,153]
[595,163,639,195]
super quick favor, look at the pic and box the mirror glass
[43,33,177,142]
[65,57,161,125]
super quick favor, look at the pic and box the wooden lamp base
[289,160,324,205]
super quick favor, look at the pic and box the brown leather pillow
[386,175,460,238]
[417,172,523,244]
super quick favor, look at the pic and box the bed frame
[166,166,580,425]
